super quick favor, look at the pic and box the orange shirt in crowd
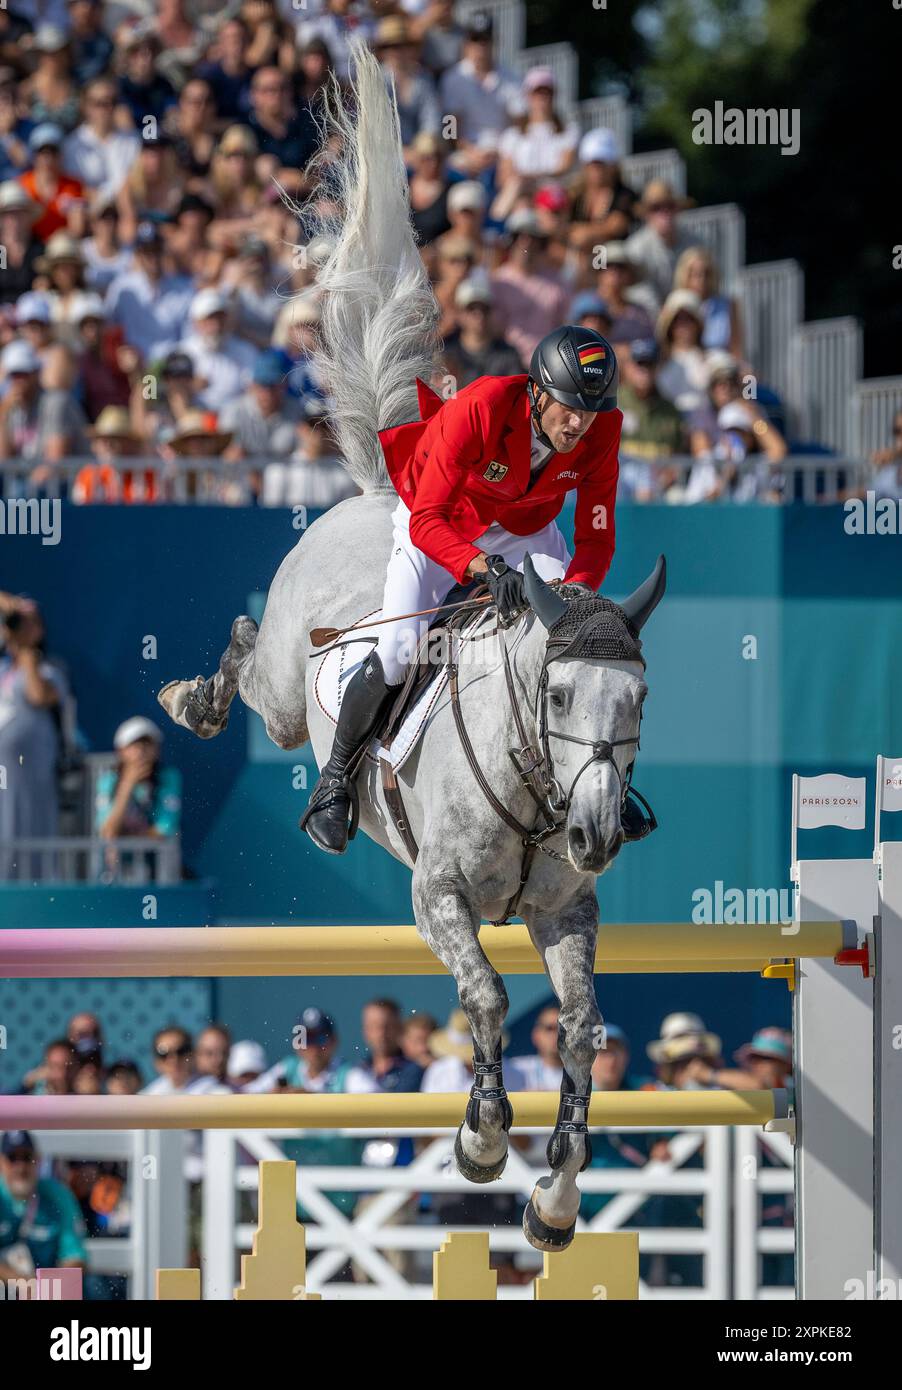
[18,170,85,243]
[72,465,159,505]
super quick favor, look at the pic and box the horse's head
[523,555,666,875]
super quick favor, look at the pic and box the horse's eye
[548,691,564,710]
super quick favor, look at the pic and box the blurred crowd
[0,0,892,507]
[0,1000,793,1293]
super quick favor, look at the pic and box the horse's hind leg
[413,866,512,1180]
[158,615,258,740]
[521,890,602,1252]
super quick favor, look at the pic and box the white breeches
[374,499,571,684]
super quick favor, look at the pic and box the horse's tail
[299,38,441,493]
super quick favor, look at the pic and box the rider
[301,324,621,854]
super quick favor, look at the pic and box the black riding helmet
[528,325,618,449]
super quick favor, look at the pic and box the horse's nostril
[568,826,591,859]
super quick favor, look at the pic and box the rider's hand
[483,554,528,625]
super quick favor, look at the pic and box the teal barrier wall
[1,501,899,1084]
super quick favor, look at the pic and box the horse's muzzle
[567,823,624,874]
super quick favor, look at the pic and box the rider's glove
[484,555,528,626]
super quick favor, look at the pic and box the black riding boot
[300,652,399,854]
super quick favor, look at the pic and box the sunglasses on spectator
[155,1043,191,1059]
[5,1151,34,1163]
[647,202,676,214]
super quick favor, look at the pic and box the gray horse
[158,42,665,1251]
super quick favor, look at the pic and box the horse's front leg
[522,890,602,1251]
[413,863,512,1180]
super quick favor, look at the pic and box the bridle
[535,661,643,823]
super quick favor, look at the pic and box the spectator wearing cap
[532,182,571,273]
[435,179,486,258]
[95,715,181,839]
[408,0,464,78]
[616,338,686,502]
[15,290,55,365]
[625,179,697,308]
[104,221,194,361]
[490,207,569,366]
[119,134,185,244]
[0,182,42,303]
[271,296,324,396]
[197,17,254,124]
[179,287,259,413]
[375,16,440,156]
[656,289,715,416]
[497,66,579,188]
[262,395,356,510]
[687,351,745,454]
[80,201,131,293]
[296,0,376,85]
[246,65,318,187]
[0,337,87,488]
[67,0,113,88]
[595,240,656,345]
[673,244,743,356]
[732,1027,793,1094]
[408,131,452,249]
[19,123,86,243]
[0,1131,88,1288]
[684,399,786,505]
[133,348,205,446]
[221,236,282,349]
[438,11,523,177]
[62,79,140,209]
[0,69,35,184]
[163,78,217,182]
[221,349,300,460]
[73,405,156,504]
[247,1006,379,1096]
[115,25,178,132]
[0,593,70,879]
[21,25,80,134]
[569,290,613,338]
[441,274,521,388]
[433,233,478,338]
[569,127,637,249]
[227,1040,268,1090]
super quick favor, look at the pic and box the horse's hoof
[157,677,226,739]
[522,1193,576,1252]
[454,1125,507,1183]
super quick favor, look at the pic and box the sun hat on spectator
[448,181,486,215]
[227,1040,268,1080]
[411,130,443,157]
[91,406,139,443]
[647,1010,720,1062]
[29,123,64,153]
[1,340,41,375]
[72,292,106,323]
[578,127,620,165]
[455,277,492,309]
[637,178,694,215]
[169,409,232,453]
[32,25,70,53]
[16,292,52,325]
[523,66,555,94]
[37,231,85,270]
[628,338,659,367]
[439,234,477,261]
[253,349,286,387]
[717,401,757,434]
[375,14,411,47]
[656,288,704,340]
[569,290,610,322]
[217,124,258,157]
[534,183,568,214]
[113,715,163,749]
[505,207,544,239]
[0,181,38,217]
[190,287,230,321]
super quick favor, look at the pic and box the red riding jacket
[378,373,621,586]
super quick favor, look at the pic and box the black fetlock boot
[300,652,399,854]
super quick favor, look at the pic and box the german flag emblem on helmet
[578,344,607,366]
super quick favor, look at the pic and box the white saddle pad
[311,607,494,774]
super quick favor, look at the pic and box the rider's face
[538,396,597,453]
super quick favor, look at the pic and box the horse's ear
[523,553,568,629]
[619,555,666,631]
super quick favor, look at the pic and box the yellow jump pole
[0,1088,786,1131]
[0,921,855,978]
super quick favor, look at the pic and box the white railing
[737,260,805,392]
[200,1124,793,1301]
[851,375,902,461]
[579,95,633,155]
[622,148,687,196]
[1,835,181,884]
[617,452,869,504]
[788,318,863,454]
[679,203,746,294]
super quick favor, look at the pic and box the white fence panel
[738,259,804,393]
[789,317,863,453]
[679,202,746,292]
